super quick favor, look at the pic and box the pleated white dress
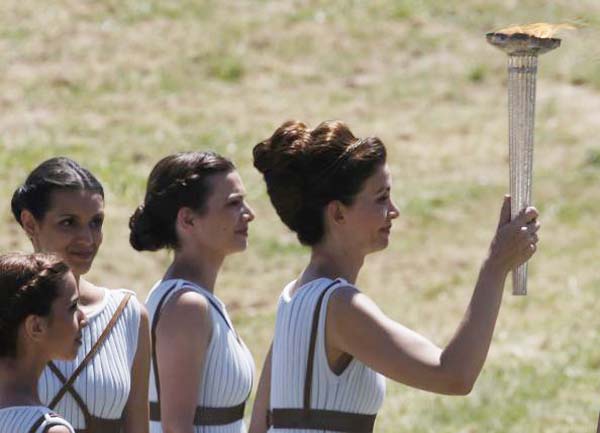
[146,279,254,433]
[0,406,75,433]
[38,288,141,430]
[270,278,386,433]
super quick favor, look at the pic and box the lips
[68,250,95,261]
[235,227,249,236]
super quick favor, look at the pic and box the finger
[530,233,539,244]
[526,220,541,234]
[497,195,511,229]
[514,206,539,226]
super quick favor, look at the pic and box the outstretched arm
[328,196,540,395]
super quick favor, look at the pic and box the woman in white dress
[0,253,86,433]
[249,120,541,433]
[129,151,255,433]
[11,158,150,433]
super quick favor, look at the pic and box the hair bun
[129,203,167,252]
[253,120,311,175]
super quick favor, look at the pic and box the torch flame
[495,22,575,39]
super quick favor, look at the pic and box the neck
[165,248,225,293]
[0,352,46,408]
[302,241,365,285]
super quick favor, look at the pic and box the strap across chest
[46,294,131,433]
[268,280,377,433]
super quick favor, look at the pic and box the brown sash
[268,279,377,433]
[150,282,247,426]
[47,293,131,433]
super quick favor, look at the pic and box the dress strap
[47,294,132,412]
[268,279,377,433]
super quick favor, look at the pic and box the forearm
[440,258,508,392]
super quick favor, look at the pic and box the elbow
[444,370,476,395]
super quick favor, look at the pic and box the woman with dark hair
[130,151,255,433]
[249,120,541,433]
[11,157,150,433]
[0,253,86,433]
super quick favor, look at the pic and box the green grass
[2,1,600,431]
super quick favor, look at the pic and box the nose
[77,226,95,245]
[78,308,88,329]
[243,202,255,222]
[388,199,400,220]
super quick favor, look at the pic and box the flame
[495,22,575,39]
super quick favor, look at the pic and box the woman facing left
[10,157,151,433]
[0,253,86,433]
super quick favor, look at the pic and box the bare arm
[248,344,272,433]
[156,291,211,433]
[123,303,151,433]
[328,196,540,395]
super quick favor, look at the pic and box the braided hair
[129,151,235,251]
[0,253,70,358]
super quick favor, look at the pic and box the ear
[23,314,48,343]
[175,207,198,235]
[20,210,40,240]
[324,200,347,227]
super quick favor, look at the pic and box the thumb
[497,195,511,229]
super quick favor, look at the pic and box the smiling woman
[10,158,150,433]
[130,151,255,433]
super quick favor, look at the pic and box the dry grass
[2,1,600,431]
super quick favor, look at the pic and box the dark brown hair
[11,157,104,226]
[129,151,235,251]
[253,120,387,245]
[0,253,70,358]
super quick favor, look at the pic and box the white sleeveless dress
[146,279,255,433]
[270,278,386,433]
[0,406,75,433]
[38,288,141,430]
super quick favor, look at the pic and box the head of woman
[129,151,254,257]
[253,120,398,255]
[11,157,105,278]
[0,253,86,361]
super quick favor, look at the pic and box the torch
[486,23,570,295]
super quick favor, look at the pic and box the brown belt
[74,416,122,433]
[150,401,245,426]
[268,279,377,433]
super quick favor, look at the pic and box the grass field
[2,1,600,431]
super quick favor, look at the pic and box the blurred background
[1,1,600,431]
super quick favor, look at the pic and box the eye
[59,218,75,227]
[69,301,78,312]
[377,194,389,203]
[228,199,242,207]
[90,216,104,229]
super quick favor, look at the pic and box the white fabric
[270,278,386,433]
[146,279,255,433]
[38,288,141,429]
[0,405,75,433]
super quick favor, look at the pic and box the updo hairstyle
[11,157,104,226]
[129,151,235,251]
[253,120,386,245]
[0,253,70,358]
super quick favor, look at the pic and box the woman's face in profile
[24,189,105,278]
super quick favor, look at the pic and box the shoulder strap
[28,414,46,433]
[48,293,132,409]
[303,279,340,410]
[150,283,179,413]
